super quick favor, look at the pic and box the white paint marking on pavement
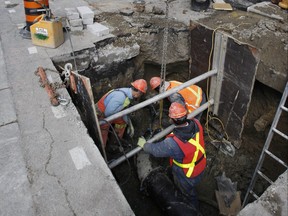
[28,47,38,54]
[51,105,67,119]
[8,9,16,13]
[5,1,11,4]
[69,146,91,170]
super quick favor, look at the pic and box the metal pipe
[101,69,217,125]
[108,99,214,169]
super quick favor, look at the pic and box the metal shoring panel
[210,31,228,115]
[108,99,214,169]
[101,69,217,125]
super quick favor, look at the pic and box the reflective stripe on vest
[114,123,126,129]
[172,132,206,177]
[168,81,202,113]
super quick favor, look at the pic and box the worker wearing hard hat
[137,102,206,210]
[149,77,206,120]
[96,79,147,147]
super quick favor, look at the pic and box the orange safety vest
[167,81,203,113]
[168,119,206,178]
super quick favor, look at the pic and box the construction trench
[48,5,288,216]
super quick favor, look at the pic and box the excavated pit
[52,24,287,215]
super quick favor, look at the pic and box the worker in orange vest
[96,79,147,147]
[138,102,206,209]
[149,77,206,120]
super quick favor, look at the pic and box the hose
[103,120,132,186]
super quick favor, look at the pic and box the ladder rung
[257,170,273,184]
[249,190,259,199]
[281,105,288,112]
[272,128,288,140]
[265,149,288,168]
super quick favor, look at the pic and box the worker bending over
[150,77,206,120]
[96,79,147,147]
[138,102,206,210]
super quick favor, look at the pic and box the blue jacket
[104,88,133,123]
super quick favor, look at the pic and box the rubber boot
[279,0,288,9]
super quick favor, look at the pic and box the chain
[34,67,69,91]
[159,1,169,127]
[160,0,169,92]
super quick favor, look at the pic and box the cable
[204,27,225,143]
[63,23,78,73]
[103,120,132,186]
[204,24,249,143]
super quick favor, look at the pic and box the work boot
[279,0,288,9]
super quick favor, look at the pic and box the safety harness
[169,120,206,178]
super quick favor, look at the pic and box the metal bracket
[210,31,228,115]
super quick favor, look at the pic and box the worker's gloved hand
[137,137,146,148]
[127,119,134,138]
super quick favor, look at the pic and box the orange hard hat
[150,77,161,90]
[169,102,187,119]
[131,79,147,93]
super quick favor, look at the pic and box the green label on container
[35,27,49,40]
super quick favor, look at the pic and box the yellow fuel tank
[30,15,64,48]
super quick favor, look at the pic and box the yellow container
[30,15,64,48]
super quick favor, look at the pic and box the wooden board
[69,72,104,156]
[213,3,233,10]
[215,191,242,216]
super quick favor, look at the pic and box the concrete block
[82,18,94,25]
[87,23,109,37]
[64,8,80,20]
[70,26,84,31]
[77,6,94,19]
[69,19,83,27]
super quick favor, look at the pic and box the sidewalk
[0,1,133,215]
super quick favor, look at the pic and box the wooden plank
[69,72,105,157]
[215,191,241,216]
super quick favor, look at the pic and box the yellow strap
[115,124,126,129]
[123,97,130,108]
[172,133,206,177]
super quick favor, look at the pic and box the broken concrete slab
[247,2,285,21]
[239,170,288,216]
